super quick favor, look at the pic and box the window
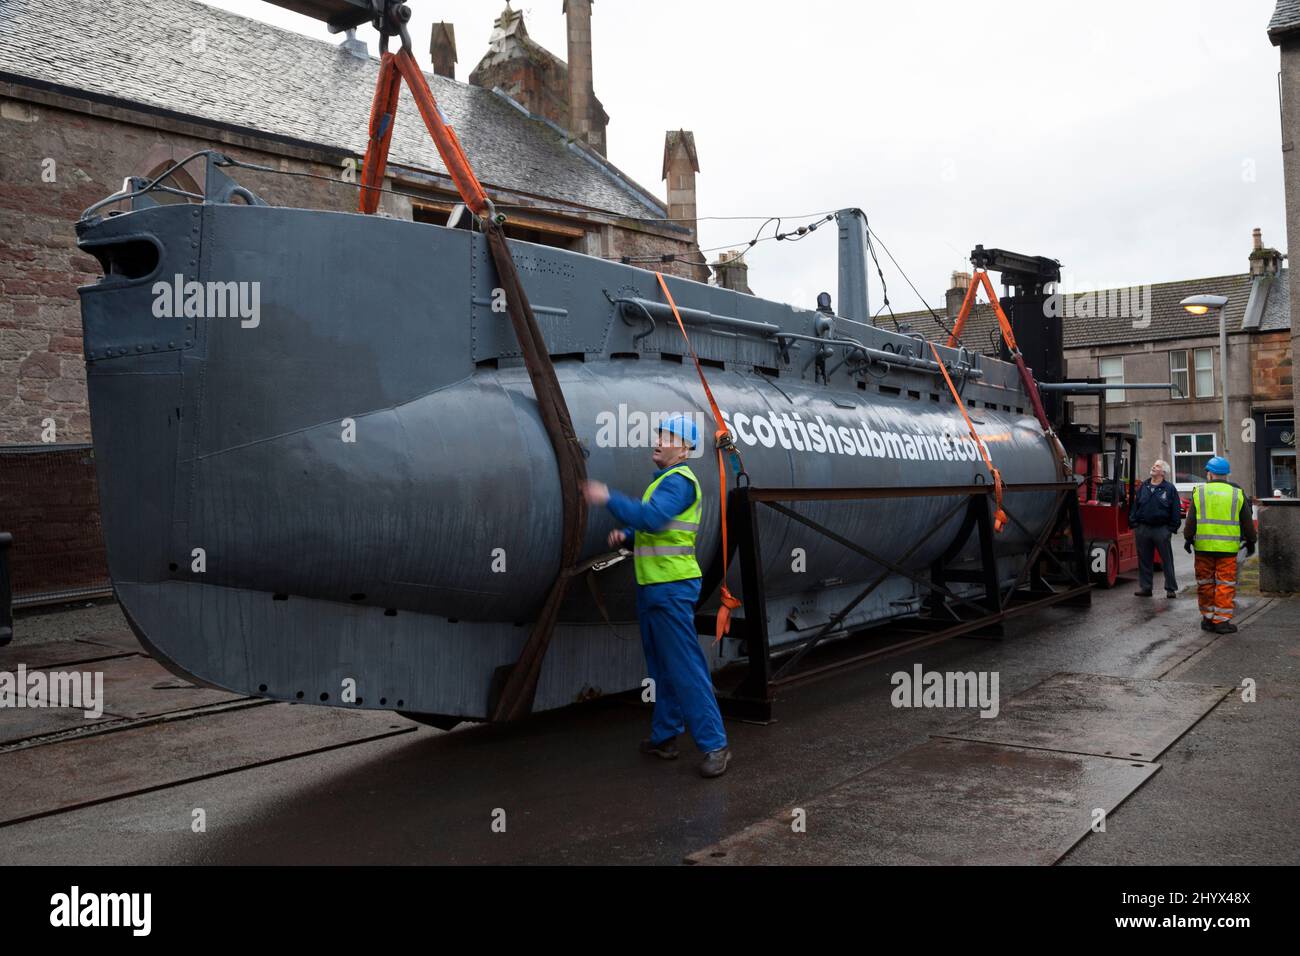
[412,203,583,250]
[141,162,203,205]
[1271,448,1297,498]
[1102,448,1132,484]
[1171,432,1216,487]
[1194,347,1214,398]
[1099,356,1124,404]
[1169,350,1189,399]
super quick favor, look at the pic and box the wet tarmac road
[1,549,1296,865]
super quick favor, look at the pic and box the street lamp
[1180,293,1230,460]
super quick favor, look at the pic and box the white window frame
[1170,430,1216,491]
[1168,349,1189,400]
[1193,347,1214,398]
[1099,355,1125,404]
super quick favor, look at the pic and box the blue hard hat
[658,413,698,448]
[1205,455,1230,475]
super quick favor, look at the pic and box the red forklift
[1054,388,1181,588]
[950,246,1179,591]
[1072,427,1151,588]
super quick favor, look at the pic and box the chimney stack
[946,270,971,321]
[429,22,457,79]
[340,27,369,59]
[1249,227,1283,276]
[563,0,604,154]
[712,251,752,294]
[663,130,699,235]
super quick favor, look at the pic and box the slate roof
[0,0,665,220]
[887,270,1288,352]
[1259,267,1292,331]
[1269,0,1300,43]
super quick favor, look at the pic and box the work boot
[1166,590,1178,599]
[1213,621,1238,634]
[1200,618,1215,631]
[699,748,731,778]
[639,736,679,760]
[1133,589,1153,597]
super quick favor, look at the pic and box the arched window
[136,144,204,204]
[140,161,203,204]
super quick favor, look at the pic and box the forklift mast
[969,245,1065,426]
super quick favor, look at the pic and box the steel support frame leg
[719,487,773,722]
[927,496,978,620]
[1060,492,1093,607]
[967,495,1005,637]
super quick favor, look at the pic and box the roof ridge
[188,0,373,58]
[0,0,670,221]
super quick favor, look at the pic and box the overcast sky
[204,0,1286,314]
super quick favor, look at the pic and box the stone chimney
[946,270,971,321]
[713,251,752,294]
[563,0,605,154]
[340,28,369,59]
[429,22,457,79]
[662,130,699,238]
[1249,227,1284,276]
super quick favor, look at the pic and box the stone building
[469,2,608,156]
[0,0,706,602]
[1269,1,1300,460]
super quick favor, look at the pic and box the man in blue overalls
[582,414,731,778]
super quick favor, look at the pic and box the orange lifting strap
[359,48,489,218]
[929,340,1007,533]
[944,269,1070,471]
[356,46,590,722]
[655,273,744,643]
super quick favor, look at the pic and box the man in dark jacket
[1129,459,1182,597]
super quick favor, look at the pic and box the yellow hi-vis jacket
[1192,481,1243,554]
[633,464,702,585]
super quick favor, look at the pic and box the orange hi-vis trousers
[1194,552,1238,624]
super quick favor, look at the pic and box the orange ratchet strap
[655,273,743,643]
[929,340,1007,533]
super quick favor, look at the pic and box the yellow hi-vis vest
[633,464,702,585]
[1193,481,1242,553]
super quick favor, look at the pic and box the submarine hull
[78,202,1062,719]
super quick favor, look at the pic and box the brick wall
[0,94,356,445]
[1251,330,1294,401]
[0,445,109,602]
[471,58,569,131]
[603,220,706,283]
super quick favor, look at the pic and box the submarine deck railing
[697,480,1092,722]
[615,298,986,381]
